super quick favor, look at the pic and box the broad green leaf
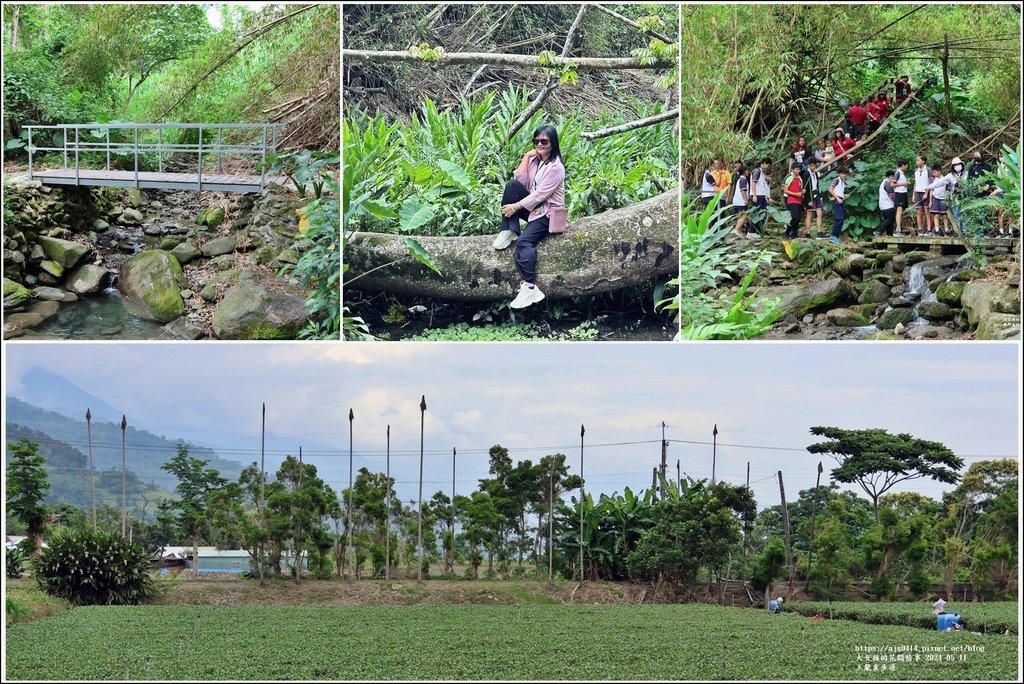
[399,197,436,233]
[402,237,442,275]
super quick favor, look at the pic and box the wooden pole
[942,35,953,124]
[676,459,681,495]
[120,415,127,538]
[579,424,585,582]
[295,446,303,583]
[418,396,426,581]
[86,409,96,532]
[807,462,824,589]
[548,460,554,584]
[450,446,456,576]
[259,403,266,585]
[342,49,674,70]
[712,424,718,484]
[659,421,667,500]
[348,409,354,580]
[778,471,795,590]
[385,425,391,581]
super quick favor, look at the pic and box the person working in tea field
[783,162,804,239]
[493,124,566,309]
[827,166,849,245]
[913,155,931,236]
[892,158,910,234]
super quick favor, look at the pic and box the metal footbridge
[22,123,287,193]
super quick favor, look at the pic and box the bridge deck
[29,168,287,193]
[872,234,1019,252]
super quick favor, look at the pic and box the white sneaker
[509,285,545,309]
[493,230,516,250]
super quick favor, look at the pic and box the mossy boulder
[990,287,1020,315]
[826,307,869,327]
[917,301,954,321]
[752,278,853,319]
[952,268,985,282]
[3,277,33,308]
[170,240,200,265]
[117,250,186,322]
[975,313,1020,340]
[935,281,965,307]
[197,206,226,228]
[857,279,891,305]
[66,264,109,295]
[159,236,185,251]
[202,235,236,257]
[120,208,144,225]
[876,307,918,330]
[38,236,89,269]
[40,260,64,279]
[211,281,309,340]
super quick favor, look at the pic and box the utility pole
[778,470,794,589]
[348,408,354,580]
[259,403,266,585]
[712,424,718,484]
[676,459,681,495]
[807,461,824,589]
[385,425,391,581]
[120,415,127,537]
[652,467,658,492]
[85,409,96,531]
[578,424,585,582]
[418,396,427,581]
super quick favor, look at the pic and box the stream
[17,288,171,340]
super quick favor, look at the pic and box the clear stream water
[14,288,170,340]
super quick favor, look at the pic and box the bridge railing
[25,123,284,191]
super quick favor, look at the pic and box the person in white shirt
[748,158,772,237]
[926,167,951,236]
[893,158,910,235]
[913,155,931,235]
[700,163,718,208]
[802,158,823,238]
[875,170,897,237]
[731,164,750,237]
[827,166,849,245]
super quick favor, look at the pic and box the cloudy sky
[3,342,1019,510]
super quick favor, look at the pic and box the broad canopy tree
[5,438,51,556]
[807,426,964,522]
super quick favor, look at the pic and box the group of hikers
[698,75,1014,243]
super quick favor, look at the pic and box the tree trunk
[346,191,677,301]
[10,5,20,50]
[342,49,674,70]
[192,532,199,576]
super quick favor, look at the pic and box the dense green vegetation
[787,601,1019,635]
[5,604,1016,680]
[342,4,678,340]
[3,4,338,150]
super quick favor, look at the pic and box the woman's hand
[523,149,539,162]
[501,203,520,218]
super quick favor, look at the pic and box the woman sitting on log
[492,124,567,309]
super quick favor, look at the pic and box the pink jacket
[514,156,565,221]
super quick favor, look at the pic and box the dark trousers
[502,179,550,284]
[879,207,896,235]
[749,196,768,234]
[786,203,803,238]
[832,201,845,238]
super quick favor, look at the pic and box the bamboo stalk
[342,49,673,69]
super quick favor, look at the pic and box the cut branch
[341,49,674,69]
[582,108,679,140]
[345,191,678,301]
[506,4,589,142]
[591,4,675,44]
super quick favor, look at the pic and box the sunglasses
[533,139,551,147]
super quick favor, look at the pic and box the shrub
[6,547,26,579]
[34,528,155,606]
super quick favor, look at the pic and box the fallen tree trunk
[345,191,677,301]
[341,49,673,70]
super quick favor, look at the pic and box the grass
[4,604,1016,680]
[787,601,1019,635]
[4,583,70,628]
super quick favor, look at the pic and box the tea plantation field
[786,601,1019,634]
[5,604,1017,680]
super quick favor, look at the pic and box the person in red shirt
[894,75,913,106]
[878,92,891,122]
[847,102,867,140]
[783,162,804,239]
[865,96,881,135]
[830,128,855,158]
